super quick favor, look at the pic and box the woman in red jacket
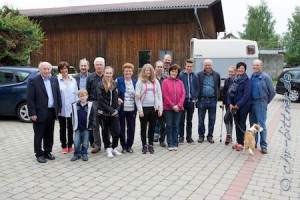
[162,64,185,151]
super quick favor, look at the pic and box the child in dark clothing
[71,89,95,161]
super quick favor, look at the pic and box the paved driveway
[0,95,299,200]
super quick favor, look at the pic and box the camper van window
[138,50,151,69]
[247,45,256,55]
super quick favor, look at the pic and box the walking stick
[220,105,224,142]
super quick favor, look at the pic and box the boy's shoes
[148,145,154,154]
[68,147,74,153]
[112,148,122,156]
[106,148,114,158]
[62,148,68,154]
[179,137,184,144]
[91,147,101,154]
[168,147,173,151]
[142,145,148,154]
[173,147,178,151]
[71,155,81,161]
[82,154,88,161]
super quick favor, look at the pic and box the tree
[283,6,300,67]
[0,6,44,66]
[239,1,280,49]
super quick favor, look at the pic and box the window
[15,71,30,83]
[247,45,256,55]
[0,69,14,85]
[159,50,173,61]
[138,50,151,68]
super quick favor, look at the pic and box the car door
[0,69,16,114]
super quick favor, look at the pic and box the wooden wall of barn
[30,9,217,77]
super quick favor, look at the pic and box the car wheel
[17,102,31,123]
[289,88,300,102]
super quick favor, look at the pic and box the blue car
[0,66,39,122]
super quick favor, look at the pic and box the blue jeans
[198,98,217,138]
[74,129,90,156]
[164,110,182,148]
[179,101,195,140]
[249,101,267,148]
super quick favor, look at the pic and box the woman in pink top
[162,64,185,151]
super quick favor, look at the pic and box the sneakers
[179,137,184,144]
[142,145,148,154]
[122,149,127,153]
[160,142,166,147]
[207,137,215,143]
[82,154,88,161]
[106,148,114,158]
[91,147,101,154]
[198,137,204,143]
[154,133,159,142]
[127,148,134,153]
[71,155,80,161]
[261,148,268,154]
[232,143,238,149]
[173,147,178,151]
[187,138,195,144]
[168,147,174,151]
[62,148,68,154]
[68,147,74,153]
[112,148,122,156]
[148,145,154,154]
[225,135,232,145]
[236,144,244,151]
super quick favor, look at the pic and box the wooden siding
[30,9,217,77]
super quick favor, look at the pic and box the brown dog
[243,124,263,161]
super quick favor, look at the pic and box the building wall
[30,9,217,77]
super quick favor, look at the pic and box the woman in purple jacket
[162,64,185,151]
[227,62,252,151]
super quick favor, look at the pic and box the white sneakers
[106,148,122,158]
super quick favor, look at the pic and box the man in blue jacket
[197,59,220,143]
[249,59,275,154]
[179,59,199,143]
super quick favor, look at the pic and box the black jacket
[96,81,120,117]
[222,77,232,105]
[86,72,103,101]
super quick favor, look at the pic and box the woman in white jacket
[135,64,163,154]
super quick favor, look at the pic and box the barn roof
[20,0,220,17]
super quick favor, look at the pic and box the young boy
[71,89,95,161]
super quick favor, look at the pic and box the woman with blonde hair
[135,64,163,154]
[97,66,122,158]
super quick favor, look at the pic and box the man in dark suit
[27,62,62,163]
[197,59,221,144]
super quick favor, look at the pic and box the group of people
[27,54,275,164]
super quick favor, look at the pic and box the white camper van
[190,38,258,88]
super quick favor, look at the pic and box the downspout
[194,7,205,39]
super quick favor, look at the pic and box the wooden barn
[20,0,225,77]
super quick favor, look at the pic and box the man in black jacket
[27,62,62,163]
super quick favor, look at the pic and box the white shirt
[59,76,78,117]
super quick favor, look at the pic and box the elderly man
[86,57,105,153]
[197,59,220,144]
[27,62,62,163]
[249,59,275,154]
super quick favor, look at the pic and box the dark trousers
[234,104,251,145]
[224,105,234,136]
[58,116,73,148]
[198,98,217,138]
[139,107,157,146]
[100,116,120,149]
[156,112,166,143]
[179,100,195,140]
[119,110,136,150]
[33,108,55,157]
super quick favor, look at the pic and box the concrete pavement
[0,95,299,200]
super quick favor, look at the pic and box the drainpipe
[194,7,205,39]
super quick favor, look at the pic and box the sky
[0,0,299,37]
